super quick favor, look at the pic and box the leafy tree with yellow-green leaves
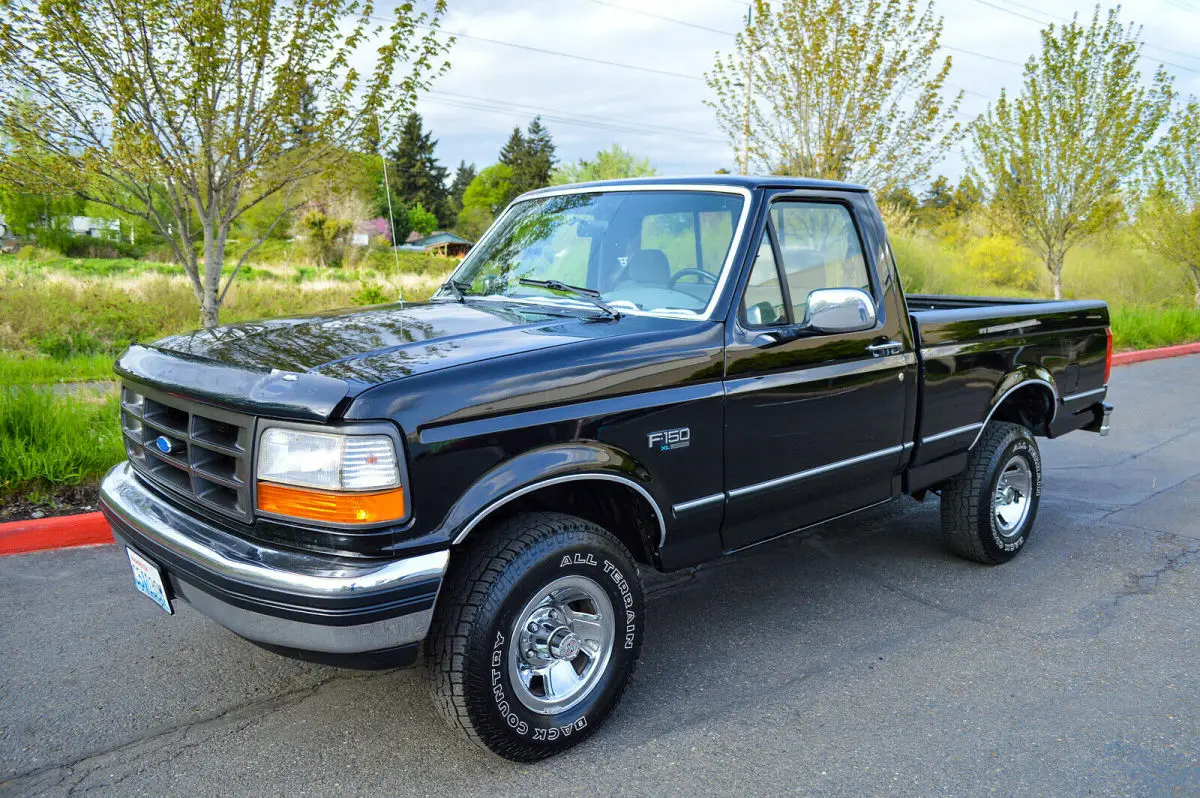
[705,0,962,190]
[968,6,1173,300]
[1138,100,1200,308]
[0,0,450,328]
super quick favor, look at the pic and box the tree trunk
[1047,252,1063,301]
[1192,266,1200,309]
[200,223,229,329]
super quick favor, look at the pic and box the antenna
[380,152,404,302]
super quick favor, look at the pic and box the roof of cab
[519,174,868,198]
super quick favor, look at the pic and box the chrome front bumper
[99,462,448,655]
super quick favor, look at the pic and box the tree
[498,119,556,199]
[0,184,82,235]
[522,117,556,192]
[969,6,1173,299]
[448,160,477,216]
[407,202,439,237]
[457,164,513,239]
[551,145,657,185]
[1138,99,1200,307]
[705,0,962,190]
[385,113,451,227]
[0,0,449,328]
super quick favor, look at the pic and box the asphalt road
[2,356,1198,797]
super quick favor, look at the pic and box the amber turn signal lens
[256,482,406,524]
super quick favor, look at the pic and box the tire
[940,421,1042,565]
[427,511,644,761]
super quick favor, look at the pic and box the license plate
[126,547,173,614]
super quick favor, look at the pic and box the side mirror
[802,288,877,334]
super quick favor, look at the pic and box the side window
[769,203,870,322]
[741,235,787,326]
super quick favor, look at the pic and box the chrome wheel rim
[994,456,1033,537]
[508,574,615,715]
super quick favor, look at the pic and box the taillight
[1104,327,1113,383]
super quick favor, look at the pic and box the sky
[401,0,1200,185]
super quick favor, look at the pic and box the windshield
[442,189,746,317]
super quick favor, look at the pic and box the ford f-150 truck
[100,176,1113,761]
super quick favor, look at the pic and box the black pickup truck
[100,176,1113,760]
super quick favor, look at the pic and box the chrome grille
[120,382,255,522]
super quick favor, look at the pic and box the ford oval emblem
[154,435,176,454]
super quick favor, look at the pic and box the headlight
[256,428,406,524]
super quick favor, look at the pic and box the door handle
[867,340,904,357]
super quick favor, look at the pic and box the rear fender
[972,366,1058,447]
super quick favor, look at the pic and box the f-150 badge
[648,427,690,452]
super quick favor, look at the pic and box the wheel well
[466,479,661,566]
[989,383,1055,436]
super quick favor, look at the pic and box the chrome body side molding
[452,473,669,549]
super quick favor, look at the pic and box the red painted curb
[1112,341,1200,366]
[0,511,113,556]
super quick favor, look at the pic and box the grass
[0,386,126,496]
[0,354,116,386]
[1109,307,1200,350]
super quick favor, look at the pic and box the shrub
[962,235,1042,292]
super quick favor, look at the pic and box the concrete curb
[1,343,1196,556]
[1112,341,1200,366]
[0,511,112,556]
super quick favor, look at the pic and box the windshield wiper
[440,278,471,303]
[518,278,621,320]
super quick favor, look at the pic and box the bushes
[962,235,1043,292]
[34,227,144,259]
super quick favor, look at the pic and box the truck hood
[147,300,632,386]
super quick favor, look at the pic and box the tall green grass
[0,386,126,494]
[0,354,115,386]
[1110,307,1200,350]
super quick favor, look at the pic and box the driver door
[720,195,911,550]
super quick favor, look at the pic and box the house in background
[397,230,474,258]
[70,216,120,238]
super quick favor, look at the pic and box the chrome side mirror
[802,288,877,334]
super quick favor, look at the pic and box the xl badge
[648,427,690,452]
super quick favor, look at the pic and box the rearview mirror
[802,288,877,334]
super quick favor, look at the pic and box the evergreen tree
[447,161,477,217]
[387,113,451,228]
[498,119,557,199]
[498,126,527,203]
[523,116,556,190]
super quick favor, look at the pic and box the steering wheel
[667,268,718,290]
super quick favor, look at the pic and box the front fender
[439,442,666,547]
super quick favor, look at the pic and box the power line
[969,0,1200,75]
[430,89,722,141]
[940,45,1023,67]
[406,21,704,81]
[994,0,1200,65]
[422,96,725,145]
[581,0,737,36]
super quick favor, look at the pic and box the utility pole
[741,5,753,175]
